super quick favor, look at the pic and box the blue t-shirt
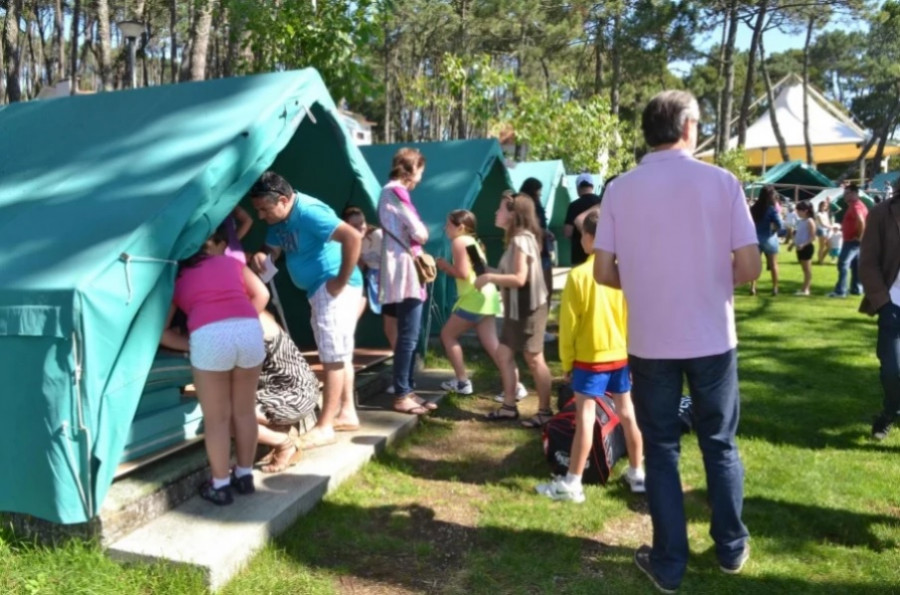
[266,193,362,295]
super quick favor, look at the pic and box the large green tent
[508,160,569,263]
[0,69,380,524]
[359,139,513,332]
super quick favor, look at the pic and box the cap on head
[576,173,595,189]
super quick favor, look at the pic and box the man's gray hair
[641,90,700,148]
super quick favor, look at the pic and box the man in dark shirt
[564,173,602,265]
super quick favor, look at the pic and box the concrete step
[106,369,452,591]
[97,360,393,546]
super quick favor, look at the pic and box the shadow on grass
[267,500,894,595]
[733,298,887,451]
[679,490,899,553]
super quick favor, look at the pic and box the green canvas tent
[359,139,513,332]
[746,160,834,201]
[508,160,569,263]
[0,69,380,524]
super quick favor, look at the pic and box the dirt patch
[594,512,653,548]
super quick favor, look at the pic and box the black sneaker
[720,543,750,574]
[199,481,233,506]
[634,545,678,593]
[231,471,255,495]
[872,415,893,441]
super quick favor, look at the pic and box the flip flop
[413,396,438,410]
[393,398,430,415]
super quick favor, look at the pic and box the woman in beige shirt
[476,192,552,427]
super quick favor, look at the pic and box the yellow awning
[699,143,900,168]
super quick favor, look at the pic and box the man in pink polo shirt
[594,90,761,593]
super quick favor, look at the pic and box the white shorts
[309,283,362,364]
[190,318,265,372]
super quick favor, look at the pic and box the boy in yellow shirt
[536,211,645,502]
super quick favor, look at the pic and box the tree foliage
[0,0,887,175]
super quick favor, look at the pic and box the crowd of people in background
[154,87,900,594]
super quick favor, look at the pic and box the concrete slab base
[107,370,451,591]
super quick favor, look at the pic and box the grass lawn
[3,250,900,594]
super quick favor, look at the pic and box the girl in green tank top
[435,210,504,395]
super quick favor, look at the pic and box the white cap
[576,173,595,188]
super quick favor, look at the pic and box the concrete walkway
[107,369,451,591]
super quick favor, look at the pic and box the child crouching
[536,210,645,502]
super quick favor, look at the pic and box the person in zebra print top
[255,311,320,473]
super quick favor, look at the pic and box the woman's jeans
[392,298,423,397]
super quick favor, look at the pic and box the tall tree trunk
[383,23,392,143]
[610,11,621,116]
[35,6,52,85]
[4,0,23,102]
[717,1,740,156]
[737,0,768,147]
[95,0,112,90]
[870,98,900,177]
[170,0,178,83]
[70,0,82,94]
[759,36,790,163]
[714,16,727,159]
[0,16,5,103]
[186,0,214,81]
[802,14,815,165]
[27,12,40,97]
[54,0,65,83]
[593,14,604,95]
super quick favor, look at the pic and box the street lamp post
[117,20,145,89]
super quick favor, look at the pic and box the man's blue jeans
[393,298,423,397]
[877,303,900,424]
[833,240,862,296]
[629,349,749,588]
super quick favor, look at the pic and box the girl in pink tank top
[159,225,269,505]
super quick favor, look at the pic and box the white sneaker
[625,468,646,494]
[493,383,528,403]
[535,476,585,503]
[440,379,473,395]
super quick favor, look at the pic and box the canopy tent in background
[507,160,569,264]
[745,160,835,201]
[869,171,900,197]
[696,74,900,168]
[0,69,378,524]
[360,139,513,332]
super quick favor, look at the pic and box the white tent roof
[693,75,900,166]
[698,75,866,157]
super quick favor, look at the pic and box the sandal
[485,404,519,421]
[261,437,302,473]
[412,395,438,411]
[393,396,429,415]
[521,409,554,429]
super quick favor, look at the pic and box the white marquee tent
[697,74,900,169]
